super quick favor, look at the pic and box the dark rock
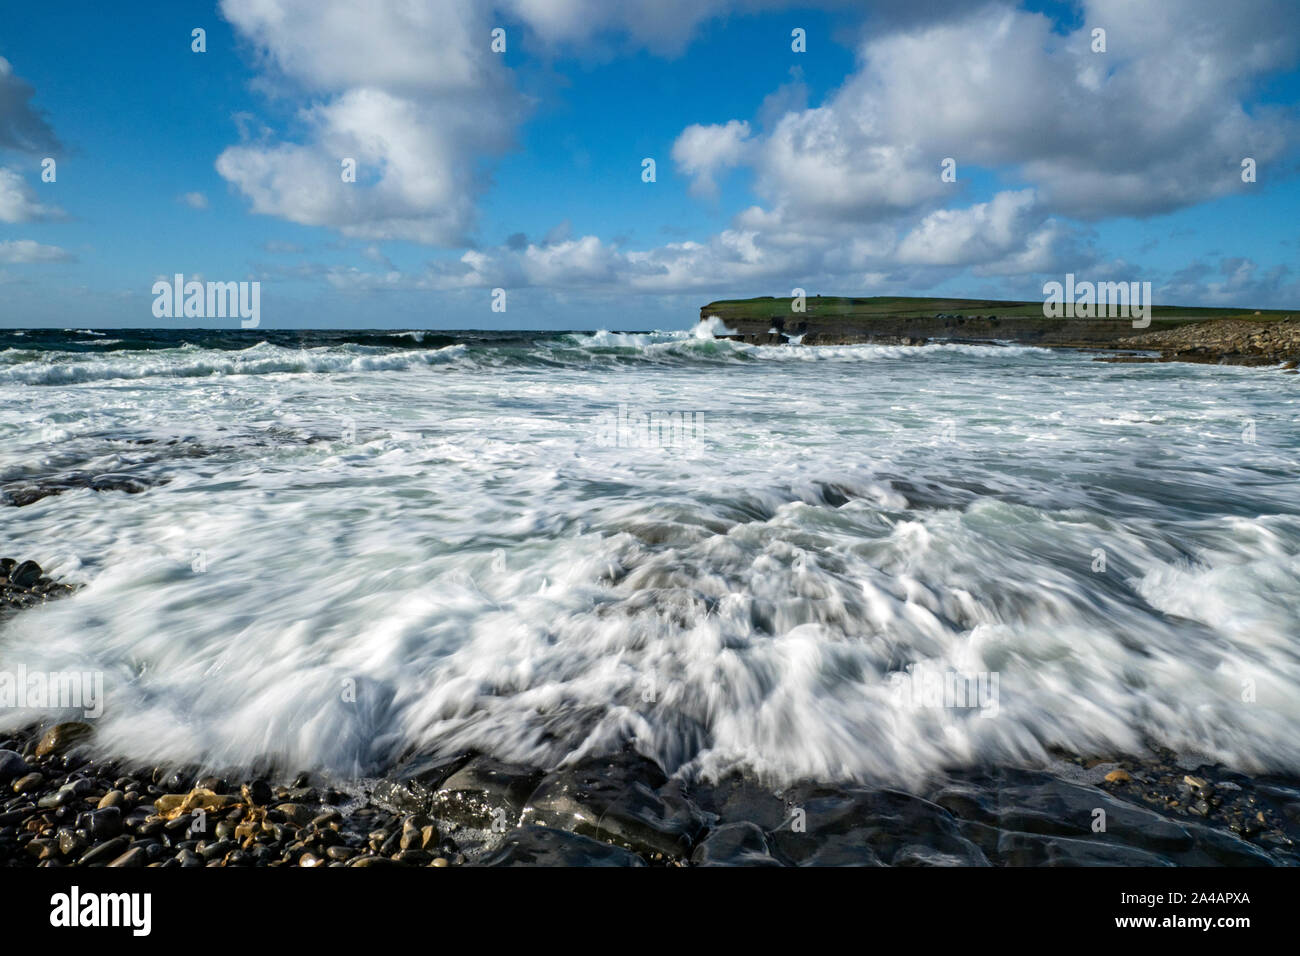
[691,822,784,866]
[430,756,542,830]
[108,846,148,867]
[995,831,1175,866]
[10,560,42,589]
[479,826,648,867]
[768,786,987,866]
[370,751,474,815]
[35,722,94,758]
[87,807,123,840]
[986,776,1193,853]
[520,752,706,859]
[241,779,272,806]
[11,772,44,794]
[78,835,130,866]
[0,750,29,784]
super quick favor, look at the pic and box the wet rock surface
[0,557,77,614]
[1,722,1298,867]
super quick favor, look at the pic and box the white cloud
[216,0,523,245]
[178,191,209,210]
[895,189,1079,275]
[0,239,72,263]
[727,0,1300,224]
[672,120,754,197]
[0,166,61,223]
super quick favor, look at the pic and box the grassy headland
[700,295,1299,366]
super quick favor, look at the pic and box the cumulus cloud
[0,239,72,263]
[895,189,1089,275]
[672,120,754,197]
[0,57,60,154]
[216,0,523,245]
[215,0,1299,302]
[690,0,1299,230]
[0,165,62,222]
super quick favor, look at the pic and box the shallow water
[2,326,1298,786]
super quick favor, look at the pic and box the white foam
[2,340,1298,785]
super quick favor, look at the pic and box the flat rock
[691,822,785,866]
[370,751,474,815]
[768,786,988,866]
[995,831,1176,866]
[479,826,648,867]
[429,756,542,830]
[520,752,707,859]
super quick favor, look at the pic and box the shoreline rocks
[0,557,77,614]
[2,722,1297,867]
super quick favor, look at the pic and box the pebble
[34,722,93,758]
[12,772,44,794]
[0,750,29,784]
[108,846,148,867]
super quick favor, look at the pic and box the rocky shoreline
[1112,317,1300,368]
[3,719,1299,867]
[5,556,1299,867]
[700,298,1300,369]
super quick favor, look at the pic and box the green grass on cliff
[700,295,1293,322]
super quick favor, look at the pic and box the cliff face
[698,296,1299,362]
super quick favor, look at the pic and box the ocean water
[2,325,1298,787]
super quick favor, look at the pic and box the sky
[0,0,1297,329]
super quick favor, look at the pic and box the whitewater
[2,325,1298,787]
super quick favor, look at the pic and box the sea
[2,323,1298,787]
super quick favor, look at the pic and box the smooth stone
[12,772,44,794]
[691,822,784,866]
[520,752,706,859]
[78,835,130,866]
[108,846,148,867]
[35,722,93,757]
[480,826,648,867]
[275,803,316,827]
[10,560,42,589]
[369,751,475,815]
[996,831,1176,866]
[241,779,272,806]
[87,807,123,839]
[429,756,542,830]
[766,786,986,866]
[57,828,87,857]
[0,750,29,784]
[97,790,125,809]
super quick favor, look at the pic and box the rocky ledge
[1114,317,1300,368]
[2,721,1298,867]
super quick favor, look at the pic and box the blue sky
[1,0,1297,329]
